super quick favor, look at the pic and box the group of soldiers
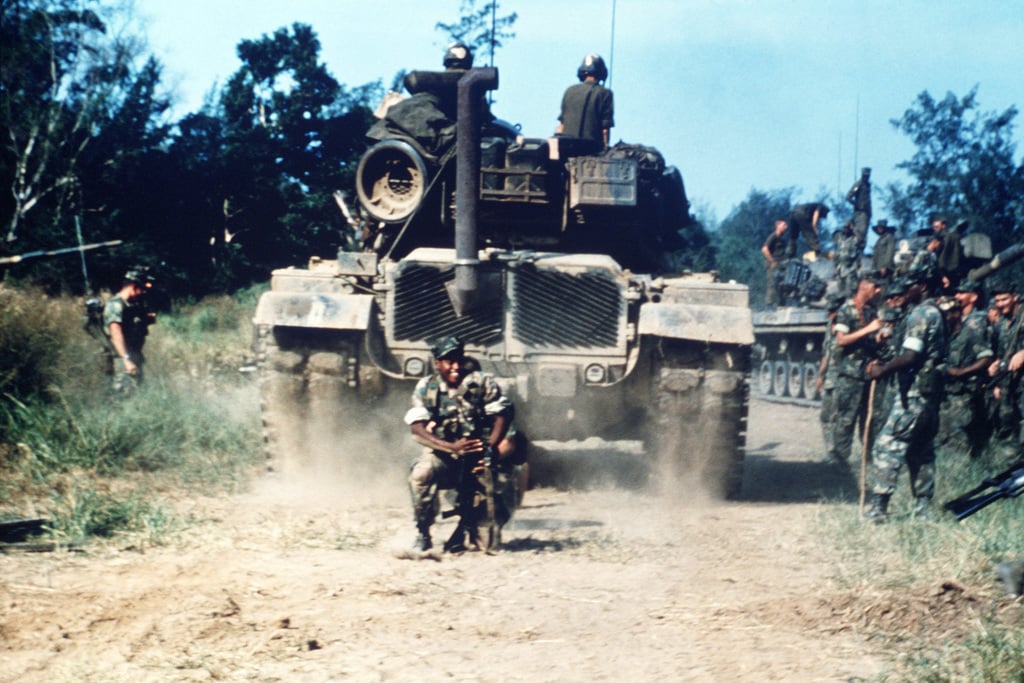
[818,242,1023,523]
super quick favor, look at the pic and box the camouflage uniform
[988,310,1024,461]
[819,322,840,461]
[833,227,861,297]
[102,294,150,396]
[831,299,879,463]
[404,368,517,534]
[870,299,946,508]
[869,301,908,449]
[937,310,993,459]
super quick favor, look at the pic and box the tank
[253,67,753,498]
[751,258,834,403]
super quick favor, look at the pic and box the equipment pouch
[892,409,920,441]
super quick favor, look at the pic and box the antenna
[853,95,860,178]
[837,132,843,198]
[489,1,496,68]
[608,0,616,89]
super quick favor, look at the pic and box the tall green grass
[822,455,1024,682]
[1,285,263,545]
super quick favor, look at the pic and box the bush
[1,285,263,542]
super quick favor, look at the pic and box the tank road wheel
[646,339,750,499]
[757,359,774,396]
[787,361,804,399]
[772,361,789,397]
[803,362,820,401]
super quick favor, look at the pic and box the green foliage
[0,287,262,542]
[823,455,1024,682]
[1,0,172,294]
[884,88,1024,265]
[435,0,518,66]
[712,188,795,305]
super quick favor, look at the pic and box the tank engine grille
[512,268,622,348]
[392,264,503,345]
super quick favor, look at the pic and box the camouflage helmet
[955,279,983,295]
[430,335,464,361]
[905,253,938,285]
[124,265,154,287]
[885,277,910,298]
[936,295,960,314]
[577,53,608,82]
[443,41,473,70]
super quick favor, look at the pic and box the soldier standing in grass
[937,279,994,460]
[986,281,1024,462]
[103,267,156,397]
[869,278,911,449]
[865,261,947,523]
[817,293,846,462]
[830,273,883,465]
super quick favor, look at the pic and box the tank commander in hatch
[404,336,523,554]
[556,53,614,151]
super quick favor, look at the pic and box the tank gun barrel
[966,242,1024,282]
[0,240,123,266]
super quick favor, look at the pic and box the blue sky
[136,0,1023,228]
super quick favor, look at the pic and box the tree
[1,0,172,293]
[162,23,377,292]
[884,87,1024,251]
[713,188,796,307]
[435,0,517,66]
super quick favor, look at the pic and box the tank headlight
[404,357,426,376]
[584,363,606,384]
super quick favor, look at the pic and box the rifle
[442,444,498,553]
[943,460,1024,521]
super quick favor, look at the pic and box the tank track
[255,325,364,476]
[644,338,750,499]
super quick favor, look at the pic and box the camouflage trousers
[984,383,1024,464]
[832,374,870,463]
[408,449,517,531]
[869,378,896,452]
[852,211,869,253]
[820,386,837,460]
[937,390,988,459]
[109,353,144,397]
[871,393,939,498]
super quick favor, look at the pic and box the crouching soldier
[404,336,523,554]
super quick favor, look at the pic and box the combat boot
[911,496,932,521]
[412,525,432,552]
[865,493,890,524]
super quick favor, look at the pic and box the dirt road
[1,398,885,682]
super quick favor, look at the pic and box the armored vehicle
[253,67,752,497]
[753,230,1007,403]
